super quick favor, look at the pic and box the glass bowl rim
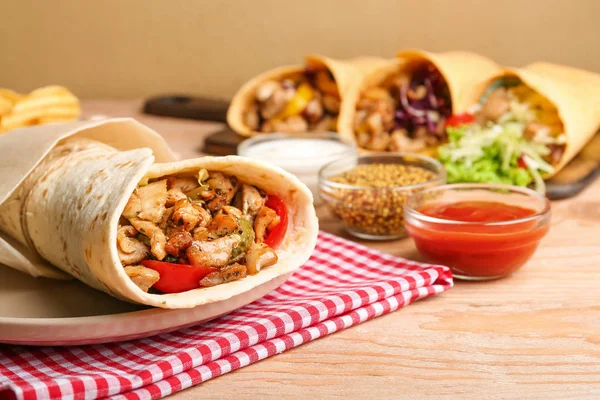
[318,153,446,191]
[404,183,551,227]
[237,132,357,162]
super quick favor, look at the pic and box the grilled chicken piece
[304,97,324,123]
[389,129,427,152]
[192,226,210,241]
[256,80,280,102]
[172,199,202,231]
[130,219,167,260]
[124,265,160,292]
[245,243,278,275]
[254,206,280,243]
[167,177,200,193]
[262,116,308,134]
[117,226,149,266]
[357,131,370,148]
[356,89,394,133]
[547,144,564,165]
[192,202,212,227]
[234,184,265,222]
[244,104,261,131]
[137,180,168,223]
[367,131,390,151]
[165,229,193,257]
[206,173,239,212]
[414,126,439,146]
[186,234,241,268]
[315,70,339,97]
[481,88,510,122]
[166,189,187,207]
[365,113,384,136]
[207,211,239,238]
[377,98,395,126]
[388,75,411,99]
[362,87,391,101]
[259,84,293,120]
[122,191,142,220]
[199,263,248,287]
[158,207,175,231]
[312,115,336,131]
[222,205,242,218]
[354,109,368,129]
[186,205,211,233]
[322,94,341,114]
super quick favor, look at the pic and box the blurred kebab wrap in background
[227,55,385,136]
[337,50,500,152]
[0,119,318,308]
[438,63,600,193]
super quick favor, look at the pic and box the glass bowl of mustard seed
[319,154,446,240]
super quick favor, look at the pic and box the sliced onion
[425,111,438,133]
[400,86,427,118]
[425,78,438,109]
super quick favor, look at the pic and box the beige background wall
[1,0,598,99]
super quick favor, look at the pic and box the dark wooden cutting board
[143,95,230,122]
[142,95,600,200]
[202,127,245,156]
[546,132,600,200]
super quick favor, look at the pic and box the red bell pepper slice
[141,260,215,294]
[446,113,475,128]
[264,194,288,249]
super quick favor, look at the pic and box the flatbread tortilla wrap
[337,49,500,153]
[437,62,600,192]
[227,55,385,137]
[0,119,318,309]
[0,118,176,279]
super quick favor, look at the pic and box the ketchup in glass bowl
[404,184,551,280]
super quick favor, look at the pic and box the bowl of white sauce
[238,132,357,204]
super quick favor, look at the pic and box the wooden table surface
[84,100,600,399]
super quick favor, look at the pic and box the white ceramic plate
[0,266,290,346]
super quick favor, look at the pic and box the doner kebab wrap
[0,119,318,308]
[337,49,501,152]
[438,62,600,192]
[227,55,386,136]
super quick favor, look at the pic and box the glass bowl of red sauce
[404,184,551,280]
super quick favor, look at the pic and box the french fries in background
[0,85,80,133]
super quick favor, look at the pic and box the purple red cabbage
[394,65,451,138]
[425,78,438,108]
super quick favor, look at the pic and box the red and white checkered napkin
[0,231,452,400]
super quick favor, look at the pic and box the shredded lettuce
[438,122,554,193]
[197,168,209,185]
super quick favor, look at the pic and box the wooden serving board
[203,127,245,156]
[546,132,600,199]
[143,95,230,122]
[142,95,600,200]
